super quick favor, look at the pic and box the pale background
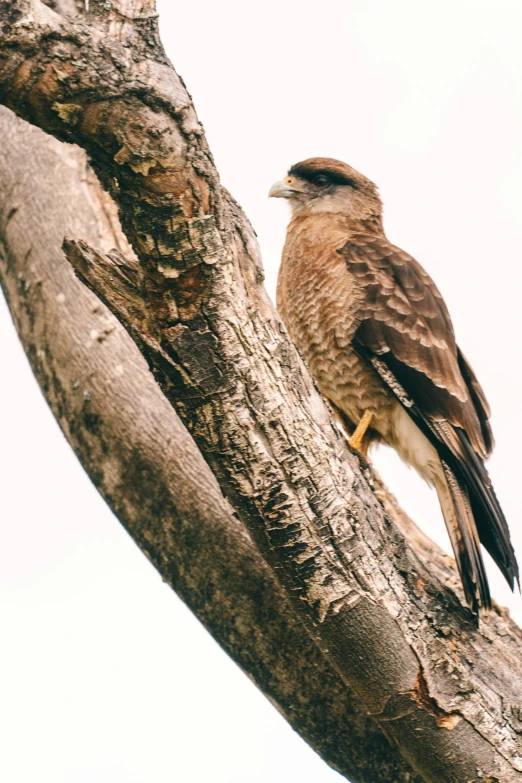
[1,1,522,781]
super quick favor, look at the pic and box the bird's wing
[340,234,489,457]
[339,234,518,598]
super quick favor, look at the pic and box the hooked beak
[269,178,299,199]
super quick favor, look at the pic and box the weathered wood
[0,101,450,783]
[0,104,427,783]
[1,2,522,780]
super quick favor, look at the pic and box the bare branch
[2,3,522,780]
[0,105,426,783]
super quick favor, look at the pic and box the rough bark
[0,103,424,783]
[1,101,438,783]
[1,2,522,781]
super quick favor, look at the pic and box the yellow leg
[348,411,374,455]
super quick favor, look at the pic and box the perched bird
[270,157,518,615]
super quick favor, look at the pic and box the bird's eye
[313,175,329,188]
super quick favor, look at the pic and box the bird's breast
[276,220,395,437]
[276,220,362,353]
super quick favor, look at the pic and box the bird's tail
[453,428,519,593]
[434,461,491,615]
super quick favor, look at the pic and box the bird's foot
[348,411,374,455]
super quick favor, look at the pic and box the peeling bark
[1,2,522,781]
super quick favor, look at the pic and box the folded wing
[339,235,518,611]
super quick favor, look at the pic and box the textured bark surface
[0,101,430,783]
[0,106,426,783]
[1,2,522,781]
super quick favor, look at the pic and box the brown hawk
[270,156,518,615]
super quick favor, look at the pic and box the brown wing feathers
[457,348,494,455]
[340,235,519,610]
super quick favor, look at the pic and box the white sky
[1,1,522,781]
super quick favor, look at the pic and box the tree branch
[0,104,426,783]
[1,3,522,780]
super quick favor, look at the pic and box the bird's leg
[348,411,374,455]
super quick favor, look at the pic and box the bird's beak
[269,179,299,199]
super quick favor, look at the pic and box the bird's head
[269,157,382,227]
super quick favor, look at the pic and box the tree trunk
[1,2,522,781]
[0,101,427,783]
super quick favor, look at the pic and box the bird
[269,156,518,616]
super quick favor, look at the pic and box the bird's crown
[288,157,377,194]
